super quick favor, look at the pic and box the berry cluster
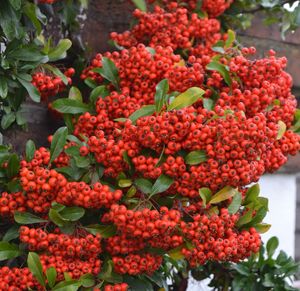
[31,68,74,101]
[102,283,129,291]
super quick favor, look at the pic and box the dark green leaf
[9,0,21,10]
[2,225,19,242]
[25,140,36,162]
[42,64,68,85]
[73,156,90,168]
[243,184,260,205]
[98,260,123,284]
[49,209,67,227]
[1,112,16,129]
[7,180,22,193]
[48,39,72,62]
[167,87,205,111]
[23,3,45,35]
[206,61,232,86]
[50,127,68,164]
[134,178,153,194]
[46,267,57,289]
[155,79,169,113]
[0,77,8,98]
[52,280,81,291]
[228,191,242,214]
[5,154,20,178]
[80,273,95,288]
[0,241,22,261]
[236,210,253,228]
[16,75,41,102]
[210,186,238,204]
[84,224,117,238]
[52,99,90,114]
[151,174,174,196]
[199,187,212,208]
[9,47,48,63]
[232,264,250,276]
[128,105,156,124]
[185,150,207,165]
[59,207,85,222]
[14,211,47,224]
[266,236,279,258]
[27,252,46,287]
[89,85,109,104]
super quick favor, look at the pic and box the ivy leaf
[27,252,46,287]
[199,187,212,208]
[185,150,207,165]
[25,140,36,162]
[266,236,279,258]
[52,99,90,114]
[50,127,68,164]
[206,61,232,86]
[0,241,22,261]
[167,87,205,111]
[46,267,57,289]
[128,105,156,124]
[225,29,236,49]
[151,174,174,196]
[48,39,72,62]
[277,120,286,140]
[68,87,83,102]
[94,57,120,90]
[134,178,153,194]
[14,211,48,224]
[210,186,238,204]
[131,0,147,11]
[155,79,169,113]
[84,225,117,238]
[228,191,242,214]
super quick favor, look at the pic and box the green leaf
[84,78,98,89]
[243,184,260,205]
[134,178,153,194]
[52,99,90,114]
[245,206,267,227]
[277,120,286,140]
[167,87,205,111]
[0,77,8,98]
[9,47,48,63]
[232,264,250,276]
[52,280,81,291]
[118,179,132,188]
[225,29,235,49]
[267,236,279,258]
[168,245,185,260]
[46,267,57,289]
[0,241,22,261]
[69,87,82,102]
[58,207,85,222]
[131,0,147,11]
[155,79,169,113]
[7,180,22,193]
[84,224,117,238]
[80,273,95,288]
[49,209,67,227]
[27,252,46,287]
[151,174,174,196]
[16,111,26,126]
[89,85,109,104]
[14,211,48,224]
[50,127,68,164]
[228,191,242,214]
[9,0,21,10]
[185,150,207,165]
[255,223,271,234]
[42,64,68,85]
[25,140,36,162]
[94,57,120,90]
[236,210,253,228]
[199,187,212,208]
[73,156,90,168]
[1,112,16,129]
[48,39,72,62]
[210,186,238,204]
[98,260,123,284]
[5,154,20,178]
[128,105,156,124]
[206,61,232,86]
[23,3,45,35]
[2,225,19,242]
[16,75,41,102]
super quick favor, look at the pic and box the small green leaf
[255,223,271,234]
[52,280,81,291]
[168,245,185,260]
[94,57,120,90]
[48,39,72,62]
[118,179,132,188]
[98,260,123,284]
[245,207,267,227]
[167,87,205,111]
[5,154,20,178]
[17,74,41,102]
[27,252,46,287]
[206,61,232,86]
[199,187,212,208]
[59,207,85,222]
[128,105,156,124]
[46,267,57,288]
[155,79,169,113]
[185,150,207,165]
[0,242,22,261]
[50,127,68,164]
[0,77,8,98]
[134,178,153,194]
[236,210,253,228]
[80,273,95,288]
[52,99,90,114]
[89,85,109,104]
[69,87,82,102]
[225,29,235,49]
[49,209,67,227]
[42,64,69,85]
[84,225,117,238]
[126,186,137,198]
[203,98,214,111]
[1,112,16,129]
[151,174,174,196]
[25,140,36,162]
[243,184,260,205]
[228,191,242,214]
[14,211,48,224]
[2,225,19,242]
[266,236,279,258]
[210,186,238,204]
[277,120,286,140]
[131,0,147,11]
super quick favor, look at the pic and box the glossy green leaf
[185,150,207,165]
[5,154,20,178]
[59,207,85,222]
[52,280,81,291]
[243,184,260,205]
[134,178,153,194]
[228,191,242,214]
[14,211,48,224]
[118,179,132,188]
[206,61,232,86]
[98,260,123,284]
[2,225,19,242]
[89,85,109,104]
[48,39,72,62]
[255,223,271,234]
[225,29,236,49]
[52,99,90,114]
[84,224,117,238]
[25,140,36,162]
[49,209,67,227]
[42,64,68,85]
[68,87,82,101]
[28,252,46,287]
[236,210,253,228]
[46,267,57,289]
[80,273,95,288]
[151,174,174,196]
[0,77,8,98]
[199,187,212,208]
[129,105,156,123]
[267,236,279,258]
[17,75,41,102]
[167,87,205,111]
[0,242,22,261]
[155,79,169,113]
[1,112,16,129]
[50,127,68,164]
[210,186,238,204]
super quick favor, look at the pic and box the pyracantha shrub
[0,0,299,290]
